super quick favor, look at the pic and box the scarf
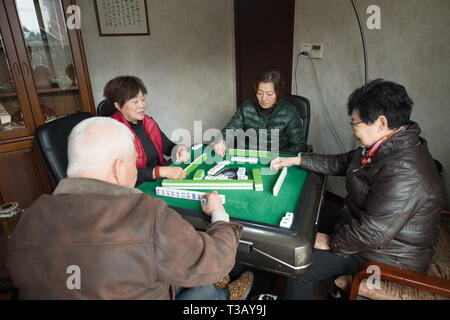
[361,125,408,166]
[111,111,165,168]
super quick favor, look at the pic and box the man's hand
[270,156,301,170]
[314,232,330,250]
[175,144,190,163]
[201,191,225,216]
[160,166,186,180]
[213,140,227,157]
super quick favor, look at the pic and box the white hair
[66,117,135,177]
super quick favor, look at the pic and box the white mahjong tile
[279,217,291,228]
[285,212,294,220]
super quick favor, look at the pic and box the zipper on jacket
[351,166,364,174]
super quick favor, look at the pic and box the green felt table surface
[137,147,308,226]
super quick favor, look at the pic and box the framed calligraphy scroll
[94,0,150,36]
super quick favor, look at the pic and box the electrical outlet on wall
[300,43,323,59]
[300,43,312,56]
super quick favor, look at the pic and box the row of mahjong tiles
[156,185,293,228]
[162,152,287,193]
[139,147,306,226]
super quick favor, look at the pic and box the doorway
[234,0,295,106]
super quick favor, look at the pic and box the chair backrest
[284,94,311,144]
[96,99,116,117]
[34,112,93,184]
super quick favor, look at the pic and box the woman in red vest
[104,76,190,186]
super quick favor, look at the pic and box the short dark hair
[253,70,285,104]
[347,79,413,129]
[103,76,147,108]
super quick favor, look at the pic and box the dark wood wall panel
[0,147,42,208]
[235,0,295,105]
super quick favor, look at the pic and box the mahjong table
[137,146,326,277]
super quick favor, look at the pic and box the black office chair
[96,99,116,117]
[284,94,310,144]
[34,112,93,184]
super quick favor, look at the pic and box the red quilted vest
[111,111,165,168]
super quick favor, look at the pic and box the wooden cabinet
[0,0,95,209]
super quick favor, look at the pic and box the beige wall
[78,0,449,201]
[78,0,236,145]
[293,0,450,200]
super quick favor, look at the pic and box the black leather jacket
[301,122,443,272]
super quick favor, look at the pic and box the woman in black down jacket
[270,79,443,300]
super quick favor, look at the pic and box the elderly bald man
[7,117,248,300]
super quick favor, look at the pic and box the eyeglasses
[350,121,366,128]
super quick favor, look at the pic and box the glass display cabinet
[0,0,94,208]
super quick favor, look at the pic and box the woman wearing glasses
[270,79,443,299]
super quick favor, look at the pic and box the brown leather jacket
[7,178,243,299]
[301,122,443,272]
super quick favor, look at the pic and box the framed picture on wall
[93,0,150,36]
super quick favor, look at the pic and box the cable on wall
[294,51,302,95]
[351,0,368,84]
[292,1,369,152]
[308,55,346,153]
